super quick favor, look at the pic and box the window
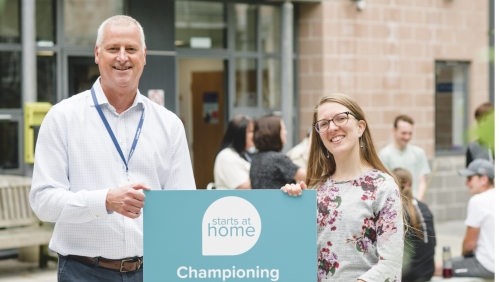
[64,0,125,45]
[175,1,226,49]
[234,4,257,52]
[435,61,469,153]
[0,51,21,109]
[37,54,57,104]
[235,58,257,107]
[260,5,281,54]
[0,0,20,43]
[0,120,19,170]
[36,0,56,45]
[262,58,281,108]
[233,4,282,110]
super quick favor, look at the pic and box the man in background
[379,115,431,201]
[435,159,495,278]
[466,102,494,166]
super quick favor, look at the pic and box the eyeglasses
[313,112,356,133]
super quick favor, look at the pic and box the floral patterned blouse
[316,169,403,282]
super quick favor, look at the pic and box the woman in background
[393,168,436,282]
[282,93,403,281]
[250,115,306,189]
[213,115,254,189]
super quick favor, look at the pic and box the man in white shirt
[30,15,195,281]
[379,115,431,200]
[450,159,495,278]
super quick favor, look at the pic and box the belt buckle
[120,259,134,273]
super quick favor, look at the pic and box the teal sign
[144,190,316,281]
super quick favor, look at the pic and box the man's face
[465,175,488,195]
[393,120,413,149]
[94,23,146,93]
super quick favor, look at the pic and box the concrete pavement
[0,220,490,282]
[0,258,57,281]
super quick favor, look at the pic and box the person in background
[435,159,495,278]
[213,115,254,190]
[379,115,431,201]
[286,129,311,168]
[29,15,195,282]
[282,93,403,281]
[250,115,306,189]
[393,168,436,282]
[466,102,494,166]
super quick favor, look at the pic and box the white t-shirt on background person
[214,147,250,190]
[464,188,495,272]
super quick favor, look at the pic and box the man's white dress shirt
[30,79,195,259]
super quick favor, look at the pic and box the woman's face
[316,102,365,158]
[280,119,287,145]
[245,121,254,151]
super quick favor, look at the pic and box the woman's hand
[281,181,307,196]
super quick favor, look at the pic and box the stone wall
[426,155,471,222]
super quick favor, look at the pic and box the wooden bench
[0,175,54,267]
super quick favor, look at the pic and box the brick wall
[297,0,489,155]
[297,0,489,221]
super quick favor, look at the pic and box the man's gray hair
[96,15,146,49]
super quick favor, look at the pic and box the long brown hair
[393,167,423,239]
[306,93,395,187]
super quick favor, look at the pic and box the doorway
[178,59,226,189]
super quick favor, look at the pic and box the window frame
[434,60,470,156]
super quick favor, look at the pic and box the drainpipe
[282,1,294,152]
[22,0,36,177]
[489,0,494,103]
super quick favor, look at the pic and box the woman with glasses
[250,115,306,189]
[213,115,254,190]
[282,93,403,282]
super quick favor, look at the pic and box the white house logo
[202,196,261,256]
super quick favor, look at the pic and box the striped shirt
[30,79,195,259]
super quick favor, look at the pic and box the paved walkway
[0,259,57,282]
[0,220,490,282]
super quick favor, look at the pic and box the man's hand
[106,183,151,219]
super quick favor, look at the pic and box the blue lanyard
[91,87,145,173]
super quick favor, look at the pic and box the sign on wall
[144,190,317,281]
[202,92,219,124]
[148,89,165,106]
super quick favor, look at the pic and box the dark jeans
[58,254,143,282]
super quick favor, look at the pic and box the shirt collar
[90,77,145,110]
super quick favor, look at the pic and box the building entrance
[178,59,226,189]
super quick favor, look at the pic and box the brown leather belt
[67,255,143,272]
